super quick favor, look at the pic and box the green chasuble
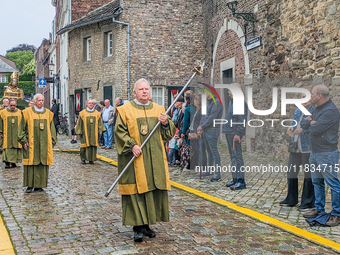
[18,107,57,188]
[0,108,23,163]
[115,101,176,226]
[75,109,106,161]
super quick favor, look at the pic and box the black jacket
[222,99,248,136]
[51,104,60,126]
[301,99,339,153]
[199,97,223,130]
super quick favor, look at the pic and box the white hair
[33,93,44,102]
[86,99,94,105]
[133,78,150,92]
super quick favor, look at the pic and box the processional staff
[105,62,205,197]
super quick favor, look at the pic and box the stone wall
[203,0,340,161]
[68,19,127,104]
[68,0,204,108]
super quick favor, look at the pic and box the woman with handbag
[280,94,315,210]
[180,95,195,170]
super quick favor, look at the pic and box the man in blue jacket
[197,92,223,182]
[301,85,340,227]
[222,86,248,190]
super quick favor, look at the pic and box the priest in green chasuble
[75,99,106,164]
[115,78,176,242]
[18,94,57,193]
[0,99,22,168]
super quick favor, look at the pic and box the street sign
[39,78,46,88]
[246,36,262,51]
[45,77,54,83]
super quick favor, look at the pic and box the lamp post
[226,0,238,16]
[226,0,256,42]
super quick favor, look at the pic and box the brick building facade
[53,0,340,160]
[59,0,204,125]
[34,39,52,109]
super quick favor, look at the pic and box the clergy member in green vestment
[18,94,57,193]
[75,99,106,164]
[115,78,176,242]
[0,98,10,154]
[0,99,22,168]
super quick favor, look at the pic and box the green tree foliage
[18,81,35,95]
[19,73,33,81]
[22,59,35,76]
[6,44,36,54]
[5,50,34,72]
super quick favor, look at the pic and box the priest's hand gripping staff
[104,62,205,197]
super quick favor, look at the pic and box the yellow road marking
[170,181,340,252]
[53,148,118,166]
[55,149,340,252]
[0,216,15,255]
[96,154,118,166]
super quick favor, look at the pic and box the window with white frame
[0,76,8,83]
[107,31,113,57]
[85,88,92,101]
[86,37,91,61]
[151,86,164,106]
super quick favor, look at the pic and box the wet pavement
[56,135,340,243]
[0,135,338,254]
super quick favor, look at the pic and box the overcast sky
[0,0,55,56]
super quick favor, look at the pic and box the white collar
[134,98,150,106]
[87,107,95,112]
[34,105,44,112]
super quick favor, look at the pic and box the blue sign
[39,78,46,86]
[246,36,262,51]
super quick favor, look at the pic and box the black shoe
[89,161,94,164]
[297,205,314,211]
[11,163,17,168]
[26,187,33,193]
[5,162,10,168]
[230,182,246,191]
[279,200,297,207]
[143,225,156,238]
[200,172,212,177]
[303,209,321,219]
[133,226,144,242]
[81,160,86,164]
[34,188,44,192]
[210,177,221,182]
[225,181,235,187]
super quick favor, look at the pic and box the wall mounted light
[49,61,55,77]
[226,1,255,24]
[226,0,256,41]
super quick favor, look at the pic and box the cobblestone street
[56,135,340,243]
[0,135,338,254]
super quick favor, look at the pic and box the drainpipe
[112,17,130,101]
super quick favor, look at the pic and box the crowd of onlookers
[165,84,340,227]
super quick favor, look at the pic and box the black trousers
[282,153,315,207]
[190,138,207,170]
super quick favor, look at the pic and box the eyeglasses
[10,105,16,107]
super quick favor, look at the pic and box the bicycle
[57,112,69,136]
